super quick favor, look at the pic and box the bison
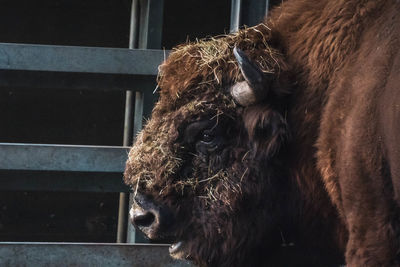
[124,0,400,266]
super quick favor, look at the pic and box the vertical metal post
[230,0,241,32]
[231,0,269,33]
[239,0,269,27]
[117,0,140,243]
[126,91,145,243]
[265,0,270,18]
[138,0,164,50]
[126,0,164,244]
[117,0,164,244]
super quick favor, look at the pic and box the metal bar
[138,0,150,49]
[124,0,147,244]
[0,70,157,91]
[265,0,270,18]
[129,0,140,49]
[240,0,269,27]
[138,0,164,49]
[0,43,164,75]
[0,143,129,173]
[125,0,165,244]
[118,0,141,244]
[0,242,192,267]
[117,192,130,242]
[126,90,145,244]
[230,0,242,32]
[133,91,144,136]
[123,91,135,148]
[0,170,130,192]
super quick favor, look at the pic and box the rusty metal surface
[0,242,192,267]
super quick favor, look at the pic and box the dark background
[0,0,278,242]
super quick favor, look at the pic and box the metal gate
[0,0,268,265]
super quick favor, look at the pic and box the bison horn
[231,47,273,106]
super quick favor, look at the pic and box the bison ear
[243,105,289,157]
[231,47,274,106]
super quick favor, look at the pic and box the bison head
[124,25,293,266]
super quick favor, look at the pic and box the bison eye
[196,128,224,155]
[201,130,215,143]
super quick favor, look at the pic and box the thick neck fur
[261,149,346,266]
[268,0,387,153]
[268,0,387,145]
[270,0,385,88]
[263,0,389,255]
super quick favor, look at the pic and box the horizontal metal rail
[0,43,165,75]
[0,70,157,91]
[0,43,168,91]
[0,242,192,267]
[0,143,129,172]
[0,170,130,192]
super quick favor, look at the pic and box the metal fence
[0,0,268,265]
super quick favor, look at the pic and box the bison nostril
[133,211,156,228]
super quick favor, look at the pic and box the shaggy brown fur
[124,0,400,266]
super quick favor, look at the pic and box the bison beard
[124,0,400,266]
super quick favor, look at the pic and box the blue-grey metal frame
[0,143,129,172]
[0,242,191,266]
[0,0,270,263]
[118,0,165,244]
[0,43,163,75]
[0,171,130,192]
[230,0,269,32]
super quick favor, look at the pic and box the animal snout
[129,193,174,240]
[132,210,156,228]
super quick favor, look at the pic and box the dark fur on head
[124,22,343,266]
